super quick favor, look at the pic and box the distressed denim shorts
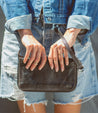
[0,22,98,109]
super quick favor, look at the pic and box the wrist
[64,28,81,39]
[67,28,81,35]
[17,29,32,38]
[63,28,81,47]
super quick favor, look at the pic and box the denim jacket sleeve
[0,0,32,33]
[67,0,98,35]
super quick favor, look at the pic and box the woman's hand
[18,29,47,71]
[48,28,81,72]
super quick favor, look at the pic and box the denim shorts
[0,22,98,110]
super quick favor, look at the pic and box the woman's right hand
[18,29,47,71]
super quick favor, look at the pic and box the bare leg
[54,100,82,113]
[17,100,47,113]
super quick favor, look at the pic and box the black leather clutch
[17,30,83,92]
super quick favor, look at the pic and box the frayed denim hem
[23,99,48,112]
[52,94,98,105]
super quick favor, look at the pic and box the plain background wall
[0,7,98,113]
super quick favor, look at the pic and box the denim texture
[0,22,98,105]
[0,0,98,44]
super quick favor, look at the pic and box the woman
[0,0,98,113]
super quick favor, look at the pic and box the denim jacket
[0,0,98,44]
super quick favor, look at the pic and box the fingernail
[31,68,34,71]
[67,63,69,65]
[56,68,58,72]
[66,62,69,66]
[51,66,53,70]
[26,66,29,69]
[61,68,64,72]
[39,68,42,70]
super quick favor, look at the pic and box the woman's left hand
[48,28,81,72]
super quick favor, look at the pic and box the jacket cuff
[67,15,91,30]
[5,14,32,33]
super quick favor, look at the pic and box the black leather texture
[17,56,77,92]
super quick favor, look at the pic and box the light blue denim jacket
[0,0,98,44]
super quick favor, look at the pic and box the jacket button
[47,17,52,21]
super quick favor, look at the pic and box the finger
[48,44,57,70]
[38,47,47,70]
[25,45,37,69]
[23,46,32,64]
[30,46,41,71]
[57,45,64,72]
[63,47,69,65]
[53,46,59,72]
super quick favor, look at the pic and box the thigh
[54,100,81,113]
[17,100,47,113]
